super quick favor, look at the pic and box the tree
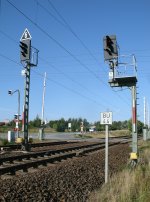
[57,118,66,132]
[137,120,144,134]
[127,119,144,134]
[29,115,41,128]
[94,121,104,131]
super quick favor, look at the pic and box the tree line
[94,119,143,133]
[3,115,144,133]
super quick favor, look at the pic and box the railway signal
[102,35,138,166]
[103,35,118,61]
[20,40,31,61]
[8,90,12,95]
[20,28,38,151]
[8,89,20,139]
[20,29,31,62]
[14,114,18,119]
[20,29,32,151]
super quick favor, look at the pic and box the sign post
[101,111,112,183]
[68,123,71,132]
[80,122,84,138]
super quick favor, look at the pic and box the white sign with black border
[68,123,71,128]
[20,28,32,41]
[101,112,112,125]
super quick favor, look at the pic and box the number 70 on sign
[100,112,113,125]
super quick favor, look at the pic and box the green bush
[1,139,9,146]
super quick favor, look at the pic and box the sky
[0,0,150,123]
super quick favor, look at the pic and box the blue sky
[0,0,150,123]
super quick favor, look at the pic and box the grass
[75,134,93,139]
[109,129,130,137]
[0,138,9,146]
[0,138,15,146]
[88,140,150,202]
[28,127,56,133]
[0,127,56,134]
[84,129,130,139]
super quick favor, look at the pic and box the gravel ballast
[0,144,130,202]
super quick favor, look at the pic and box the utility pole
[39,72,46,140]
[131,85,138,162]
[80,122,84,138]
[143,97,148,141]
[147,102,149,129]
[144,97,146,127]
[147,102,150,139]
[41,72,46,125]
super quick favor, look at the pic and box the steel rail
[0,141,129,176]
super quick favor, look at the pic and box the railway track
[0,135,132,150]
[0,140,77,151]
[0,140,129,176]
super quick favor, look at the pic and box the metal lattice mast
[20,28,38,150]
[23,63,30,147]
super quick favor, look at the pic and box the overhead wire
[0,9,125,107]
[1,1,149,121]
[34,0,39,24]
[0,51,109,109]
[0,0,1,16]
[5,0,108,85]
[0,52,20,66]
[31,68,108,108]
[37,1,67,28]
[39,0,116,95]
[39,56,130,106]
[39,56,101,97]
[47,0,101,67]
[5,0,130,106]
[46,0,131,105]
[0,29,118,107]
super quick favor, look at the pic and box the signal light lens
[20,40,31,61]
[103,35,118,61]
